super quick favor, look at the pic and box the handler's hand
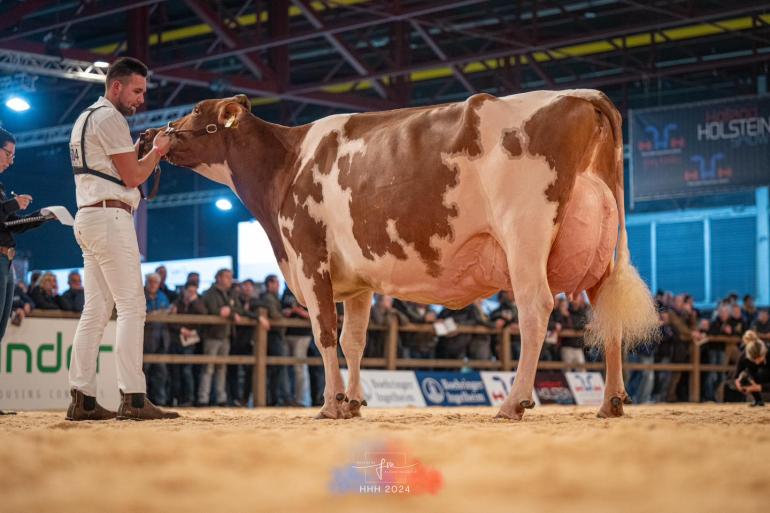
[220,306,232,318]
[15,194,32,209]
[153,132,171,157]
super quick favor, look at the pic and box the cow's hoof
[314,395,347,420]
[494,400,534,421]
[345,399,368,418]
[314,408,337,420]
[596,396,624,418]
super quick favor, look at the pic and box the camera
[738,370,754,388]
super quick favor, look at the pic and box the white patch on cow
[193,161,241,200]
[431,92,561,298]
[280,90,578,305]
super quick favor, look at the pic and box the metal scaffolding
[0,48,107,84]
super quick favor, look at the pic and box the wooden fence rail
[28,309,764,406]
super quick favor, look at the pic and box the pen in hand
[9,191,33,210]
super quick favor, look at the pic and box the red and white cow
[143,89,658,420]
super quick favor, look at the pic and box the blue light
[5,96,30,112]
[215,198,233,211]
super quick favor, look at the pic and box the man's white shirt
[69,96,141,209]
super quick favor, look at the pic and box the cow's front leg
[339,291,373,418]
[301,276,346,420]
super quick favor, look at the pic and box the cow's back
[280,90,621,305]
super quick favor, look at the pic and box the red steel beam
[0,0,164,42]
[287,5,770,95]
[154,0,487,72]
[291,0,388,98]
[0,0,56,33]
[0,39,392,112]
[183,0,277,82]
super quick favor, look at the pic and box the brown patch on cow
[525,96,619,225]
[501,129,522,158]
[162,98,341,346]
[314,131,340,176]
[283,198,338,347]
[278,130,345,347]
[589,110,620,196]
[338,93,495,277]
[223,116,311,263]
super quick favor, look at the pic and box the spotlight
[5,97,30,112]
[215,198,233,211]
[94,61,110,68]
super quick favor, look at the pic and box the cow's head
[138,94,251,168]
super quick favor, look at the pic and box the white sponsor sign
[0,318,119,410]
[341,369,426,408]
[564,372,605,406]
[480,371,540,407]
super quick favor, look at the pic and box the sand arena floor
[1,404,768,513]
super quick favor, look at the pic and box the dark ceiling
[1,0,769,134]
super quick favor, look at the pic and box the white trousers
[68,207,147,395]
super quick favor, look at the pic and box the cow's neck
[224,116,309,262]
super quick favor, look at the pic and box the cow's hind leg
[596,338,626,418]
[339,290,374,418]
[588,274,629,418]
[496,233,554,421]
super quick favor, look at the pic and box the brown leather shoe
[116,392,180,421]
[65,389,117,421]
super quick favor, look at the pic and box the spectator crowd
[7,265,770,407]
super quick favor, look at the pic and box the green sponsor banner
[0,318,119,410]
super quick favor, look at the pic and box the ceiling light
[5,96,30,112]
[215,198,233,211]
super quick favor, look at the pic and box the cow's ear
[218,95,250,128]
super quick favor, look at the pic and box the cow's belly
[330,232,509,308]
[546,173,618,296]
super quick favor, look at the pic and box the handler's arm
[111,132,169,188]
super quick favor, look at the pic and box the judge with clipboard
[0,128,46,347]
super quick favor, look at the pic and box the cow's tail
[572,89,659,352]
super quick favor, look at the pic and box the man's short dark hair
[215,268,232,280]
[106,57,148,87]
[0,127,15,148]
[264,274,278,287]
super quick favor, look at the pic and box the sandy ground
[1,404,769,513]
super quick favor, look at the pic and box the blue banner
[630,96,770,203]
[415,371,490,407]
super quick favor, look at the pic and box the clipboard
[3,205,75,228]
